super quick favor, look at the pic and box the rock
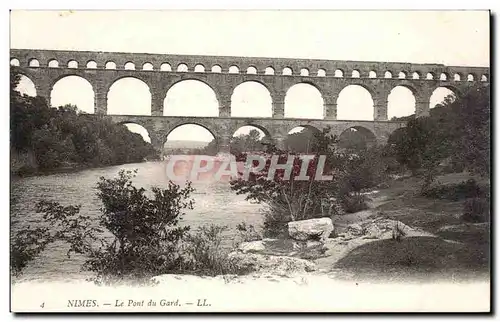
[287,218,334,241]
[228,252,317,276]
[237,238,327,259]
[238,241,266,253]
[346,223,365,236]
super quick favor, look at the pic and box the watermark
[164,154,333,183]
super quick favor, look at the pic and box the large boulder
[288,218,334,241]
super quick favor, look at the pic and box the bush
[461,197,490,223]
[339,193,369,214]
[235,222,262,243]
[11,169,197,283]
[181,224,242,276]
[421,179,488,201]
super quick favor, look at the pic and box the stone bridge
[10,48,489,152]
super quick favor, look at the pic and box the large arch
[337,85,375,120]
[107,77,152,115]
[430,86,457,109]
[231,81,273,117]
[163,123,217,154]
[338,126,377,150]
[164,80,219,117]
[14,74,37,97]
[50,75,95,113]
[387,85,416,119]
[284,83,324,119]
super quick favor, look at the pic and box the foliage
[421,179,488,201]
[339,193,369,214]
[11,170,197,283]
[388,85,490,186]
[182,225,242,276]
[10,68,158,173]
[235,222,262,243]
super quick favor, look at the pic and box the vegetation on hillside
[10,68,159,174]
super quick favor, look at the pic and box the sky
[10,10,490,144]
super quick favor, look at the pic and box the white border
[2,2,497,321]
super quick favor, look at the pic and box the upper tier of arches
[10,49,489,83]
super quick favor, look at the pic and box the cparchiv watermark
[164,154,333,182]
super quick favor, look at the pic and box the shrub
[461,197,490,223]
[421,179,487,201]
[392,222,407,242]
[12,169,196,283]
[235,222,262,243]
[181,224,242,276]
[339,193,369,214]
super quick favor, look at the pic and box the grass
[330,172,490,283]
[333,236,489,283]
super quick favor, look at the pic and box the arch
[317,69,326,77]
[351,70,361,78]
[177,63,188,72]
[160,63,172,71]
[430,87,457,109]
[48,59,59,68]
[338,126,377,151]
[107,77,151,115]
[228,65,239,74]
[412,72,420,79]
[105,61,116,69]
[116,122,152,143]
[14,74,37,97]
[164,79,219,117]
[337,85,374,121]
[142,62,154,71]
[211,65,222,73]
[51,75,95,114]
[453,73,461,81]
[439,73,448,81]
[231,81,272,118]
[86,60,97,69]
[285,126,320,153]
[247,66,257,74]
[481,74,488,82]
[194,64,205,73]
[28,59,39,67]
[164,123,217,153]
[369,71,377,78]
[265,67,275,75]
[284,83,324,119]
[124,62,135,70]
[384,71,393,78]
[334,69,344,77]
[67,60,78,68]
[387,86,416,119]
[398,72,407,79]
[467,74,475,81]
[426,72,435,80]
[231,125,270,154]
[10,58,20,66]
[283,67,293,76]
[300,68,309,76]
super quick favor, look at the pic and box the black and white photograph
[8,9,491,313]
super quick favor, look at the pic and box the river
[10,161,264,281]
